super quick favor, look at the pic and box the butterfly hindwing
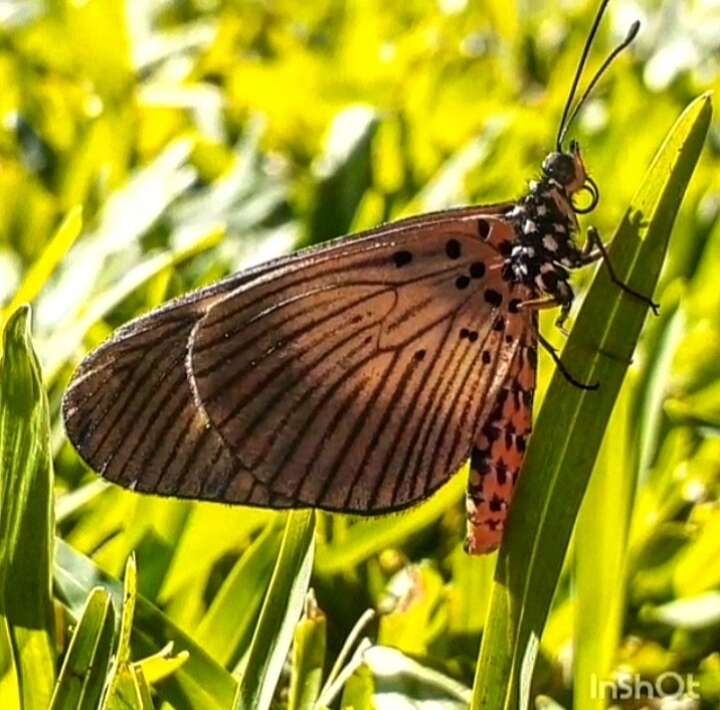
[189,211,533,512]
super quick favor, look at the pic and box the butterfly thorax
[505,176,585,305]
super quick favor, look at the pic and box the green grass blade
[1,206,83,326]
[0,305,56,708]
[573,385,634,710]
[340,664,375,710]
[195,520,283,667]
[101,555,138,710]
[49,587,116,710]
[54,539,237,709]
[136,644,190,686]
[306,107,377,244]
[472,93,712,709]
[235,510,316,710]
[635,305,686,482]
[42,226,222,383]
[287,592,326,710]
[673,510,720,596]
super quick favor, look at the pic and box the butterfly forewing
[188,212,532,512]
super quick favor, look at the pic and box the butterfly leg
[581,227,660,314]
[536,331,598,390]
[518,304,598,389]
[519,290,573,334]
[464,343,535,555]
[517,296,560,311]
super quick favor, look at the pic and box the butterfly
[62,0,657,555]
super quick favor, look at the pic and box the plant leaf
[0,305,56,708]
[235,510,316,710]
[472,93,713,710]
[54,539,237,709]
[49,587,115,710]
[100,554,138,710]
[287,592,326,710]
[1,206,83,327]
[195,520,283,668]
[573,385,634,710]
[315,470,464,575]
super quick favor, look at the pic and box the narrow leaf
[101,554,138,710]
[0,305,56,708]
[574,385,634,710]
[54,540,237,710]
[195,520,283,668]
[315,471,464,575]
[42,226,222,383]
[472,94,712,709]
[235,511,316,710]
[287,592,326,710]
[49,587,115,710]
[1,206,83,326]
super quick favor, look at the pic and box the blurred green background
[1,0,720,708]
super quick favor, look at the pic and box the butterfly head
[542,140,598,213]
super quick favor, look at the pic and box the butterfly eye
[542,152,576,185]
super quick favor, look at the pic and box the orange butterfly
[63,0,656,555]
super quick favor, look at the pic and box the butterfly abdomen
[464,331,535,555]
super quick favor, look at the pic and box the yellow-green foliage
[0,1,719,708]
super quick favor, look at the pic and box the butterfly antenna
[558,18,640,147]
[556,0,612,151]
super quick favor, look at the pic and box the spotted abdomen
[464,327,536,555]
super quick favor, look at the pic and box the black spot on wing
[484,289,503,307]
[470,262,486,278]
[393,250,413,267]
[445,239,461,259]
[477,219,490,240]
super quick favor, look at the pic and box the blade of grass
[287,591,326,710]
[136,644,189,685]
[635,305,686,482]
[574,384,634,710]
[235,510,316,710]
[42,225,223,383]
[100,554,137,709]
[340,663,375,710]
[673,510,720,596]
[315,469,464,575]
[0,306,56,708]
[37,139,194,332]
[54,539,237,709]
[1,206,83,327]
[195,519,283,667]
[49,587,116,710]
[472,93,712,709]
[306,107,377,245]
